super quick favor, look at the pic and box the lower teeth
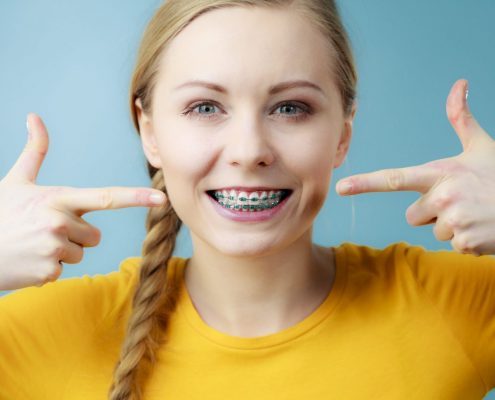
[210,190,290,212]
[217,201,281,211]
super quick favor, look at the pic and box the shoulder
[338,240,413,260]
[0,256,149,327]
[0,255,187,338]
[0,257,140,398]
[336,241,423,278]
[337,240,495,324]
[338,242,495,390]
[337,240,495,272]
[336,241,495,293]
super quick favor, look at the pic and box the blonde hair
[108,1,357,399]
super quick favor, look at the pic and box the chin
[207,234,285,258]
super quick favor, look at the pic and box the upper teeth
[212,189,289,212]
[213,189,284,203]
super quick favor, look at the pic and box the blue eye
[193,103,218,116]
[182,101,221,121]
[273,103,311,121]
[182,101,312,122]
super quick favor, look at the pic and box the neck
[185,230,335,337]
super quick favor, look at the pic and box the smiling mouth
[206,189,293,211]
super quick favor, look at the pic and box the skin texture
[336,79,495,257]
[136,6,355,337]
[0,113,167,291]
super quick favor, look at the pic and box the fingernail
[149,192,166,205]
[464,82,469,104]
[338,181,352,194]
[26,115,32,140]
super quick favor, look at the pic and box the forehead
[156,6,335,95]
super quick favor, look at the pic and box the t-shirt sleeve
[402,243,495,392]
[0,257,140,400]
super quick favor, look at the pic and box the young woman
[1,1,494,399]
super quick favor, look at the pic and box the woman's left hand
[336,79,495,256]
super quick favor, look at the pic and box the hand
[0,113,167,291]
[335,79,495,256]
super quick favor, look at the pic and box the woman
[1,0,494,399]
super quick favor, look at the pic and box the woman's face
[137,6,354,257]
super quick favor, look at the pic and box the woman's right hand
[0,113,167,291]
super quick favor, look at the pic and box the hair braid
[110,1,357,399]
[108,168,182,400]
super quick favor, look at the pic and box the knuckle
[22,146,48,159]
[433,219,452,241]
[43,186,67,205]
[99,189,114,210]
[48,262,63,281]
[442,215,457,232]
[446,208,469,230]
[47,215,68,234]
[65,245,85,264]
[427,158,463,175]
[74,246,84,263]
[432,194,453,211]
[452,234,475,254]
[30,187,69,212]
[37,262,63,285]
[49,243,66,260]
[29,189,54,210]
[386,169,404,190]
[48,186,67,196]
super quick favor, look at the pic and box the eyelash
[181,100,313,122]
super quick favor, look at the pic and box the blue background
[1,1,494,396]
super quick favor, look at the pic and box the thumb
[4,113,49,184]
[446,79,491,152]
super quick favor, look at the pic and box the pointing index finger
[54,186,166,215]
[336,164,440,196]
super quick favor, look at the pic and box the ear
[333,101,357,169]
[135,98,162,169]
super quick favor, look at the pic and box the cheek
[286,130,337,219]
[155,126,212,210]
[286,127,336,183]
[157,120,212,178]
[302,164,333,222]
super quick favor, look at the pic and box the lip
[205,190,293,222]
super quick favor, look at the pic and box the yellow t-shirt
[1,241,494,399]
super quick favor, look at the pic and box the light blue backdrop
[1,1,494,396]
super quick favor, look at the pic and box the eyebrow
[173,79,325,96]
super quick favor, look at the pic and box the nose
[224,112,275,170]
